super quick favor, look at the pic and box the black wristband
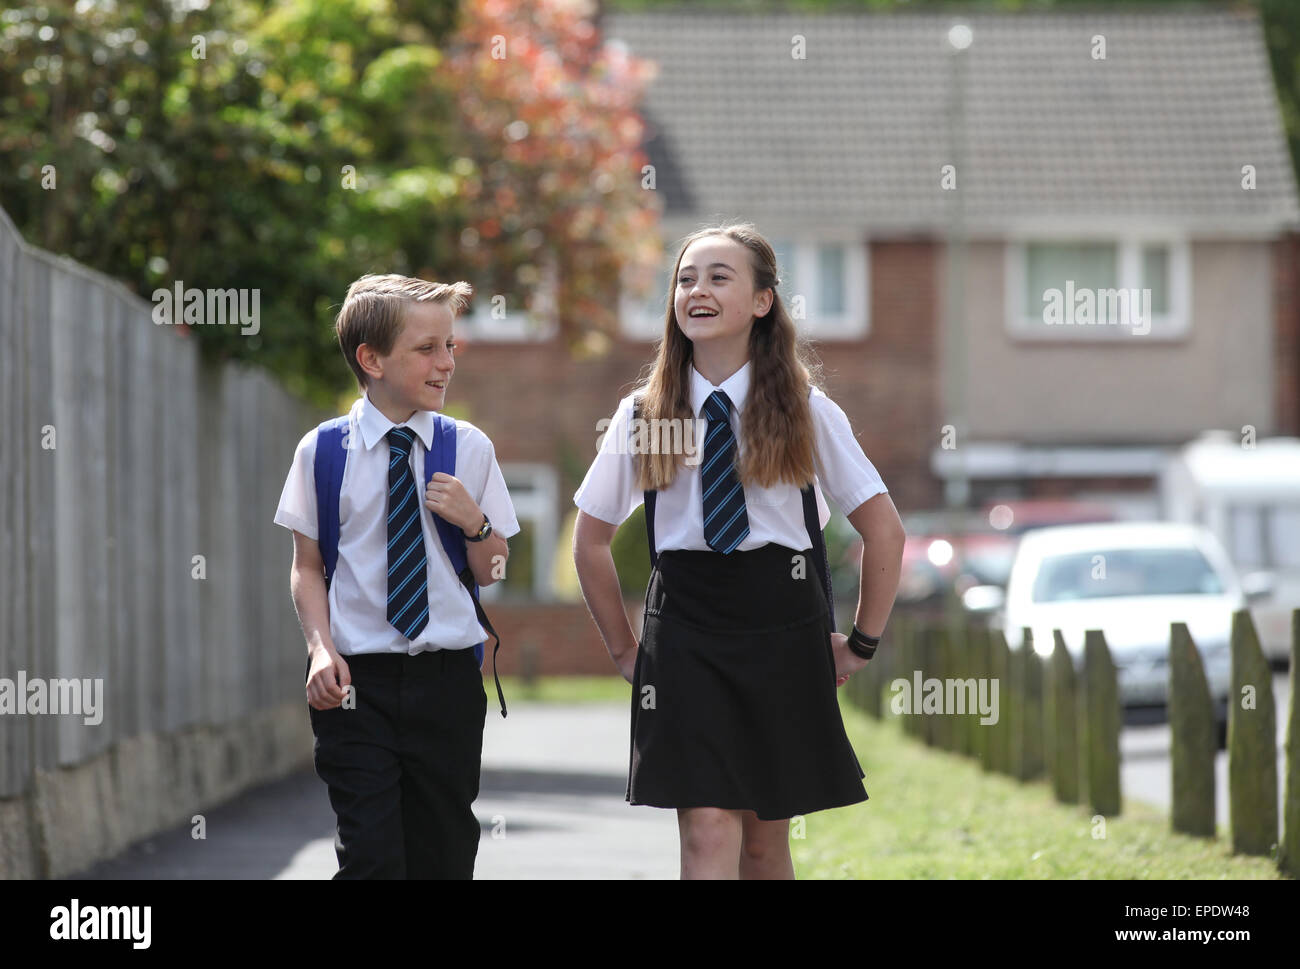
[846,625,880,660]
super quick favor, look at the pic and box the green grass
[791,698,1287,880]
[493,675,632,705]
[493,677,1287,878]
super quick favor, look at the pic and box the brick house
[447,8,1300,674]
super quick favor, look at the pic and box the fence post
[955,621,975,758]
[1081,629,1121,817]
[1008,627,1026,779]
[1281,609,1299,877]
[1021,628,1045,781]
[1169,621,1216,838]
[935,625,955,751]
[1228,609,1278,856]
[1048,629,1080,805]
[988,629,1011,775]
[973,623,993,771]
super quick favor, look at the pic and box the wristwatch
[465,514,493,542]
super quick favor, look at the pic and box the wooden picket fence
[843,606,1300,877]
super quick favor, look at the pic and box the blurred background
[3,0,1299,879]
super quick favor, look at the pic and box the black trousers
[307,647,488,879]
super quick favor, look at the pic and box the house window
[454,259,558,342]
[1007,237,1188,340]
[480,463,559,601]
[770,238,867,338]
[620,236,868,339]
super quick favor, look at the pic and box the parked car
[894,510,1014,605]
[993,522,1246,728]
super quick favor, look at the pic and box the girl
[572,223,906,880]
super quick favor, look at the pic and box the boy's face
[673,236,773,345]
[364,300,456,413]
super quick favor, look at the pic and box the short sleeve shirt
[573,361,887,552]
[274,393,520,655]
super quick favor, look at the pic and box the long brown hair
[633,222,825,491]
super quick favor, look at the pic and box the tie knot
[704,390,733,423]
[386,426,417,456]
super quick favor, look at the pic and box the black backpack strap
[455,566,507,718]
[633,397,659,568]
[802,484,835,621]
[644,489,658,567]
[802,383,834,620]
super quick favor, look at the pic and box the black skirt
[627,542,867,821]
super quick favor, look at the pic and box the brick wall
[487,600,641,677]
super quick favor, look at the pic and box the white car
[997,522,1242,715]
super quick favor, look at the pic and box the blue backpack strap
[312,416,351,588]
[426,414,507,719]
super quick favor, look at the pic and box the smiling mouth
[427,380,448,389]
[688,308,718,318]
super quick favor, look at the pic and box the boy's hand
[307,648,352,710]
[424,472,483,535]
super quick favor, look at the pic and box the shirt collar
[357,391,436,452]
[690,359,751,419]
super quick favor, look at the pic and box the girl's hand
[424,472,481,533]
[831,632,870,688]
[615,645,638,685]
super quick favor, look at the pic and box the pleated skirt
[627,542,868,821]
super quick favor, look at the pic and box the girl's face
[673,236,773,346]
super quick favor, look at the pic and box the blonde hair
[633,222,824,491]
[334,273,473,389]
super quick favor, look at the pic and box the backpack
[634,394,835,619]
[312,413,507,718]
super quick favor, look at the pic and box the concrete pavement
[69,701,679,880]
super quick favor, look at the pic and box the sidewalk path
[70,702,679,880]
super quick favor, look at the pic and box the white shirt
[274,393,520,656]
[573,361,888,552]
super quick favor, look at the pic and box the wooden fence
[844,605,1299,878]
[0,205,324,876]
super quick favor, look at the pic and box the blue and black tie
[701,390,750,553]
[385,426,429,639]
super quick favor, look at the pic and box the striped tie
[701,390,750,554]
[385,426,429,640]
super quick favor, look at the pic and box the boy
[273,274,519,879]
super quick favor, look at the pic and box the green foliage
[610,503,653,598]
[0,0,658,407]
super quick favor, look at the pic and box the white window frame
[1005,233,1190,341]
[478,462,559,602]
[455,258,559,342]
[619,235,869,340]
